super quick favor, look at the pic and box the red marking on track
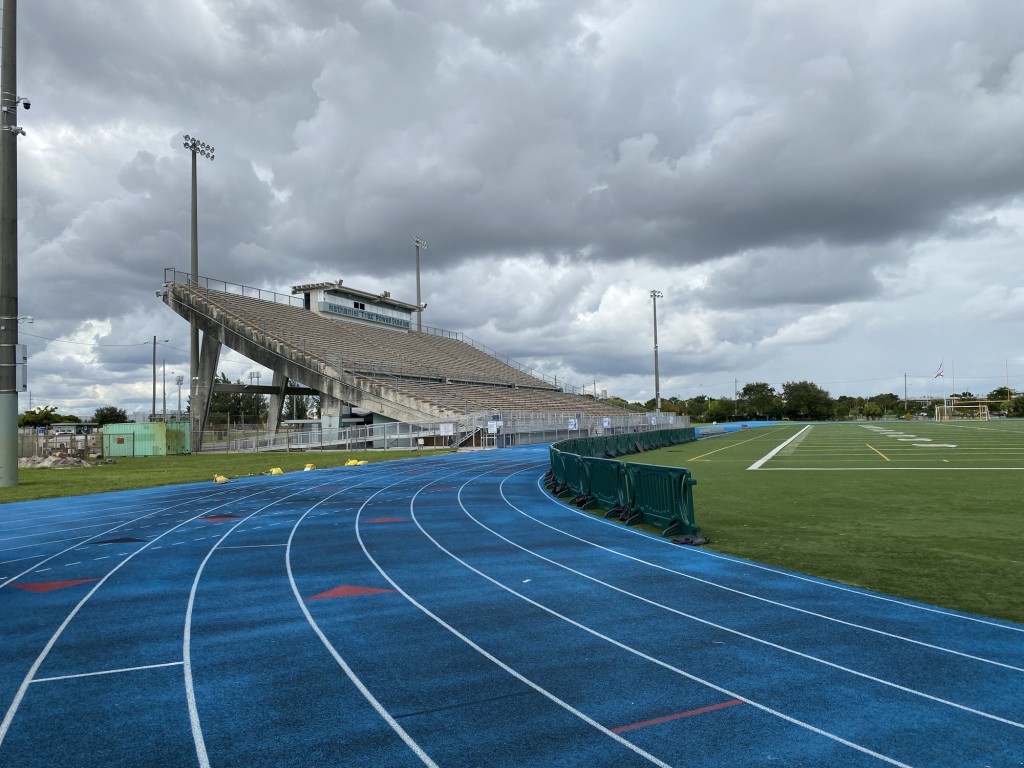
[365,516,408,524]
[315,486,345,491]
[431,486,452,491]
[202,515,239,522]
[611,699,744,733]
[306,584,394,601]
[11,578,98,594]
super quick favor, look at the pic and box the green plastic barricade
[585,457,623,511]
[625,464,699,536]
[562,452,587,498]
[548,427,700,537]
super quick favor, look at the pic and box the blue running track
[0,444,1021,767]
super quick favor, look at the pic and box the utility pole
[650,290,663,412]
[151,337,157,422]
[0,0,23,487]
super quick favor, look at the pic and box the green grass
[624,421,1024,623]
[0,449,454,503]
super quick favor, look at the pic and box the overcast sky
[11,0,1024,419]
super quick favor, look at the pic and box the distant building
[291,280,419,331]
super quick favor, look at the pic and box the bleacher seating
[168,282,631,419]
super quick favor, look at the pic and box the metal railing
[222,410,687,453]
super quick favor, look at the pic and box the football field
[749,419,1024,470]
[629,420,1024,623]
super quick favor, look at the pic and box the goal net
[934,401,991,421]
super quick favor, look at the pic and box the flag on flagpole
[934,361,944,378]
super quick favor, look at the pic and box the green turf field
[625,420,1024,623]
[0,449,454,504]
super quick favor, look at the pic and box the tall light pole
[182,134,214,395]
[650,290,663,413]
[147,337,168,422]
[414,236,426,332]
[248,371,261,426]
[175,374,184,421]
[0,0,25,487]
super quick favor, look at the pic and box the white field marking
[0,490,223,538]
[183,478,329,768]
[0,483,286,750]
[394,469,914,768]
[0,491,227,591]
[32,661,184,683]
[346,472,674,768]
[0,496,169,527]
[287,469,479,768]
[757,467,1024,471]
[748,425,814,470]
[486,471,1023,729]
[533,474,1024,636]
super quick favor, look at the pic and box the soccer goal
[934,400,991,421]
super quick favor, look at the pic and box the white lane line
[182,476,324,768]
[485,472,1023,729]
[287,475,444,768]
[748,425,813,470]
[538,477,1024,670]
[0,484,280,750]
[393,470,913,767]
[33,661,184,683]
[535,474,1024,635]
[346,471,671,768]
[0,491,227,591]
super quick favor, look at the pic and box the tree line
[17,373,319,429]
[19,377,1024,429]
[605,382,1024,421]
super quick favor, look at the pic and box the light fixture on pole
[414,236,426,332]
[181,133,214,399]
[650,290,663,413]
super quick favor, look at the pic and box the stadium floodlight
[181,133,215,407]
[650,290,663,413]
[414,237,427,332]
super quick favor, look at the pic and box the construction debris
[18,456,92,469]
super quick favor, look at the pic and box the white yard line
[748,425,813,470]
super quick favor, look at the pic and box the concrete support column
[267,370,288,434]
[190,334,222,453]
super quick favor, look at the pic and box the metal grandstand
[160,268,680,451]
